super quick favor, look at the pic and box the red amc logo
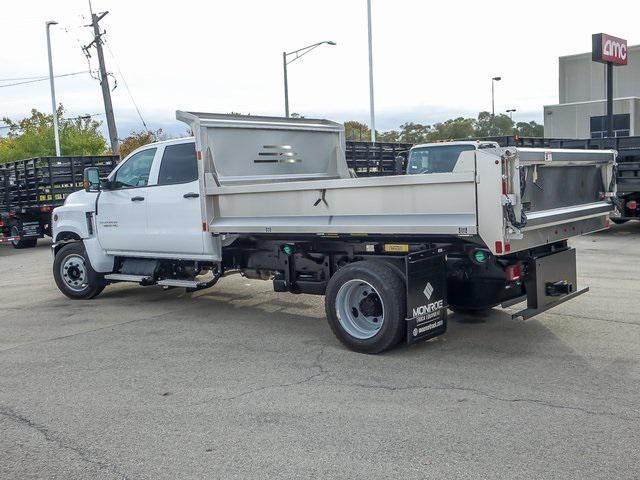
[592,33,628,65]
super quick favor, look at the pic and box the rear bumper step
[511,287,588,320]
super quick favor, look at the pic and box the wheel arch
[53,231,82,255]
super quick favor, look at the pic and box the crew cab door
[145,142,204,255]
[96,147,157,253]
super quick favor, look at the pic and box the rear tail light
[0,220,4,228]
[505,264,522,281]
[627,200,637,210]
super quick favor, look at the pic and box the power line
[63,112,105,120]
[0,71,95,88]
[103,38,149,132]
[0,74,48,82]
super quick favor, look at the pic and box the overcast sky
[1,0,639,137]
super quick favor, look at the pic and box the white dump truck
[51,112,616,353]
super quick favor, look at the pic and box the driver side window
[113,148,157,188]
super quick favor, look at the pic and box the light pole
[491,76,501,116]
[506,108,516,120]
[366,0,376,143]
[283,40,336,118]
[46,20,61,156]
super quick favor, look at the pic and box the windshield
[407,144,475,174]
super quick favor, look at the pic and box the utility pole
[84,8,119,154]
[366,0,376,143]
[45,21,61,156]
[491,76,501,116]
[283,51,290,118]
[606,62,614,137]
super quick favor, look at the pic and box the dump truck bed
[177,111,615,257]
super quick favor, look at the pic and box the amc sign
[592,33,628,65]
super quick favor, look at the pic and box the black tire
[10,225,37,249]
[53,242,106,299]
[611,218,629,225]
[325,261,406,354]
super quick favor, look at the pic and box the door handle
[131,196,145,202]
[183,192,199,198]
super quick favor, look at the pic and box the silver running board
[157,279,203,288]
[104,274,154,284]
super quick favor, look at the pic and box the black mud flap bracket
[405,249,448,345]
[512,247,588,320]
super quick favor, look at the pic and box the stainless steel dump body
[177,111,616,259]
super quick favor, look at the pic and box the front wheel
[53,242,105,299]
[325,261,406,354]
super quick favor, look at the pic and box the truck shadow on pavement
[94,275,595,370]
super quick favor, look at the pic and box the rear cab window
[158,143,198,185]
[407,144,475,174]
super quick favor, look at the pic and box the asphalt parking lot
[1,224,639,480]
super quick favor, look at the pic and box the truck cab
[404,141,499,175]
[52,137,210,272]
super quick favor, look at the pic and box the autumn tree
[344,121,371,141]
[118,129,165,158]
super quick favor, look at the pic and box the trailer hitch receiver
[545,280,573,297]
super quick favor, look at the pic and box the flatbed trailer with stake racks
[0,156,117,248]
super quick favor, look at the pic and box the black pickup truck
[1,156,117,248]
[345,136,640,222]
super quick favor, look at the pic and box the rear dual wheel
[325,261,406,354]
[10,225,37,249]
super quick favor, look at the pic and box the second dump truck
[51,113,616,353]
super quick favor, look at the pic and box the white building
[544,44,640,138]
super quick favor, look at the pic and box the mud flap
[405,249,448,344]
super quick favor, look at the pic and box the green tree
[398,122,430,144]
[474,111,514,137]
[515,121,544,137]
[377,130,400,143]
[0,106,106,163]
[428,117,475,141]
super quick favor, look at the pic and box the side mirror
[394,155,405,175]
[83,167,100,192]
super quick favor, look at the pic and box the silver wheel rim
[335,279,385,339]
[60,254,89,292]
[10,226,19,247]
